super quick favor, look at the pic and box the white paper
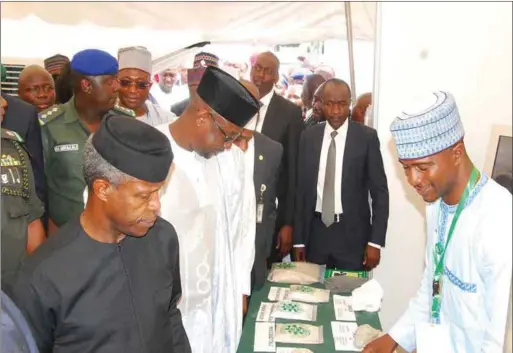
[331,322,361,352]
[268,286,291,301]
[254,322,276,352]
[415,322,454,353]
[256,302,275,322]
[333,295,357,321]
[276,348,314,353]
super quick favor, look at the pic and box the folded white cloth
[351,279,383,312]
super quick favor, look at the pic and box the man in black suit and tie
[238,79,283,290]
[293,79,389,271]
[249,52,303,261]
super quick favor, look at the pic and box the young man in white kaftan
[157,65,260,353]
[363,91,512,353]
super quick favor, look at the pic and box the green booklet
[324,268,370,279]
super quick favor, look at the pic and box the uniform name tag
[256,203,264,224]
[54,144,79,152]
[415,322,453,352]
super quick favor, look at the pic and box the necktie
[322,130,338,227]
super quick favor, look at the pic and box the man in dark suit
[1,93,45,207]
[238,79,283,290]
[293,79,389,271]
[249,52,303,261]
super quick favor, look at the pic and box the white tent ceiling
[1,2,376,63]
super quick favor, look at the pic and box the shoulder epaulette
[38,104,64,126]
[1,128,24,143]
[111,105,136,118]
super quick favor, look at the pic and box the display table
[237,280,382,352]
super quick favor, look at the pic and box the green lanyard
[430,166,480,324]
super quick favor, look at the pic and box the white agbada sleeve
[476,196,512,351]
[236,148,256,296]
[224,146,256,297]
[388,204,436,352]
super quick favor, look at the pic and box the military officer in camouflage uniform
[39,49,135,234]
[1,95,46,294]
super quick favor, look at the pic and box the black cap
[92,116,173,183]
[197,66,260,127]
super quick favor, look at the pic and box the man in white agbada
[363,92,512,353]
[116,46,177,126]
[157,65,260,353]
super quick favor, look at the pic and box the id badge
[415,322,453,353]
[256,202,264,223]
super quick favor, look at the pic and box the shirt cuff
[368,242,382,249]
[293,244,305,248]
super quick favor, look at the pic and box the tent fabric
[1,2,376,62]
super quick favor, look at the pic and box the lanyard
[430,166,480,323]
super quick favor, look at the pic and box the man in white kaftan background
[158,65,260,353]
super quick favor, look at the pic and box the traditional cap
[92,115,173,183]
[390,91,465,160]
[192,51,219,69]
[1,64,6,82]
[186,51,219,86]
[197,66,260,127]
[44,54,70,75]
[70,49,118,76]
[118,46,152,74]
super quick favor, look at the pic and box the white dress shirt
[245,90,274,132]
[296,120,381,249]
[315,121,348,214]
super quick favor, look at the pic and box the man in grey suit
[237,80,283,290]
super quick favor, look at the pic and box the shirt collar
[324,119,349,137]
[260,90,274,107]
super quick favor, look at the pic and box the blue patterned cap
[390,91,464,160]
[71,49,118,76]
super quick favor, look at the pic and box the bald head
[18,65,56,111]
[251,51,280,97]
[352,92,372,124]
[239,79,260,100]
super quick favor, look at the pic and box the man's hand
[293,247,307,262]
[363,245,381,270]
[276,225,293,257]
[362,334,398,353]
[48,218,59,236]
[242,295,248,316]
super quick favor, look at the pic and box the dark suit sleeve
[293,130,308,245]
[25,107,46,205]
[11,273,56,353]
[282,105,304,226]
[168,233,192,352]
[366,129,389,246]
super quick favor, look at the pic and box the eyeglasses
[209,113,243,143]
[119,79,151,90]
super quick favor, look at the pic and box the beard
[159,82,173,94]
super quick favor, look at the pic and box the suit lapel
[311,125,325,188]
[261,94,280,139]
[341,121,357,192]
[253,134,266,197]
